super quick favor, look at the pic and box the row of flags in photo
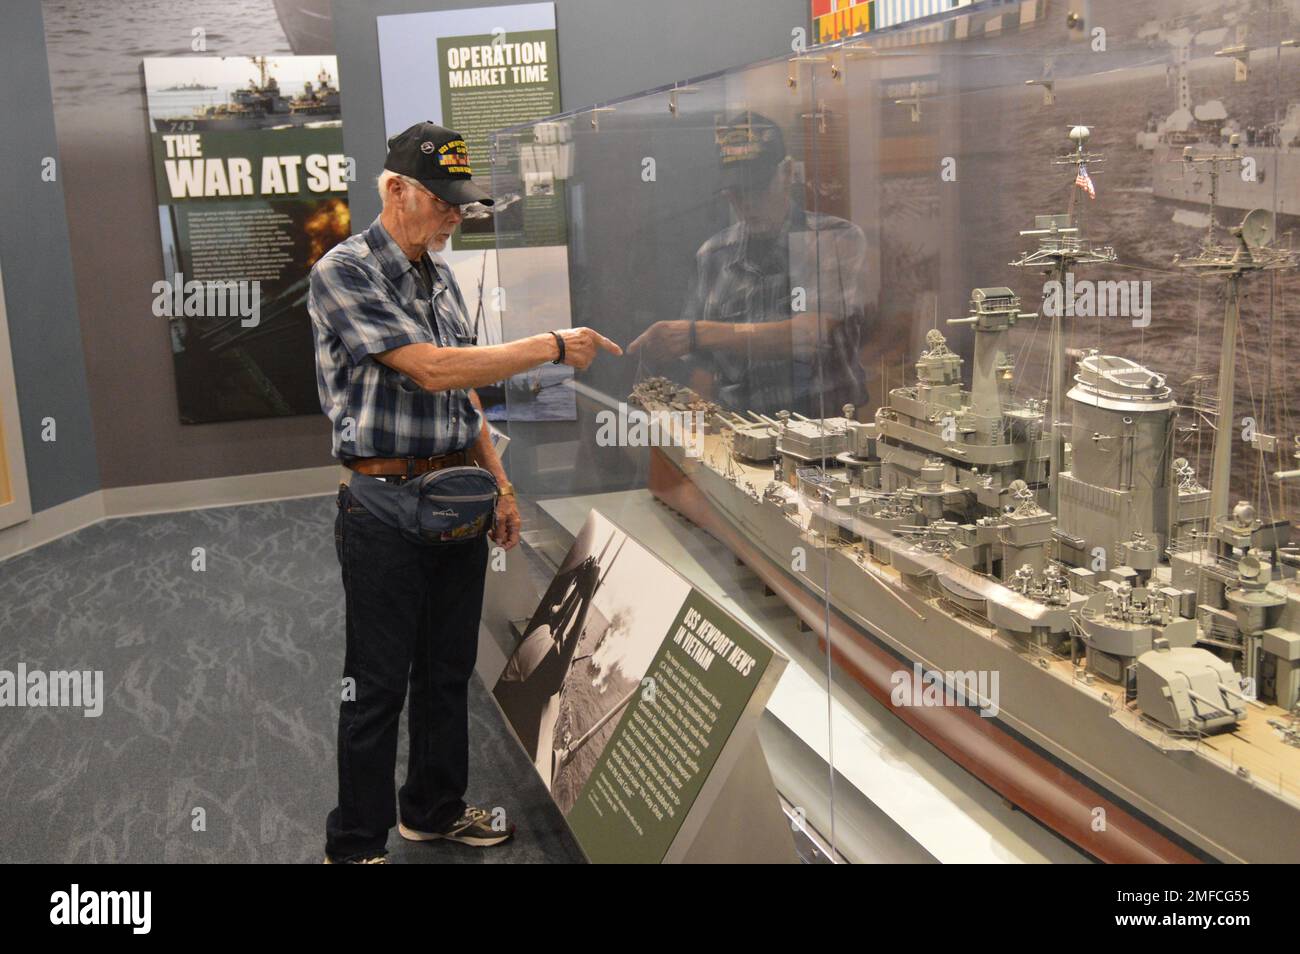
[812,0,975,41]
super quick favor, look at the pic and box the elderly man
[309,121,620,864]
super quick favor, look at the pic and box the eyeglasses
[431,193,473,216]
[408,180,472,215]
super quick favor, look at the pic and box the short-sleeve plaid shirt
[308,216,482,460]
[679,205,869,418]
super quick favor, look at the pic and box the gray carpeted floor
[0,495,584,864]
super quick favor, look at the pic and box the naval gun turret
[1135,646,1248,733]
[718,410,780,461]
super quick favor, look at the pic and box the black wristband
[550,330,566,365]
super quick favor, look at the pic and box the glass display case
[490,0,1300,864]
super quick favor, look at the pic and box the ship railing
[1196,619,1244,651]
[934,590,996,631]
[1201,554,1244,576]
[1188,733,1300,807]
[1164,541,1211,562]
[1108,700,1300,807]
[1164,537,1241,578]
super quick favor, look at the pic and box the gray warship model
[633,126,1300,863]
[164,57,340,131]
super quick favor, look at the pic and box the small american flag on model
[1075,163,1096,199]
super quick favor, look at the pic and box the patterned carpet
[0,495,583,864]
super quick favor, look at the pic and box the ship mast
[1011,126,1116,514]
[1173,33,1191,117]
[1175,206,1298,524]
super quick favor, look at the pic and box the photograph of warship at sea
[143,54,340,133]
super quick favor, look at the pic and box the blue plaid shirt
[680,205,868,417]
[308,216,482,460]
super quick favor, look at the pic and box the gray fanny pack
[348,466,499,545]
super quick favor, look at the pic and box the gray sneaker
[323,853,388,864]
[399,806,515,847]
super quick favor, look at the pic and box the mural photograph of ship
[1136,20,1300,218]
[630,120,1300,864]
[158,55,340,131]
[271,0,335,55]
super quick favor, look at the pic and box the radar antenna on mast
[1174,207,1299,524]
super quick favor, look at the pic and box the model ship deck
[687,427,1300,800]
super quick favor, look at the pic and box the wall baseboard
[0,464,346,563]
[0,490,105,563]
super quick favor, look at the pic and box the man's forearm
[694,318,794,359]
[468,390,507,483]
[695,314,845,360]
[381,334,558,392]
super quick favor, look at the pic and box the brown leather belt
[344,450,472,479]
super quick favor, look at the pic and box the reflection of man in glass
[628,111,868,417]
[493,553,601,786]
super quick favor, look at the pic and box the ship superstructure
[288,64,341,117]
[631,125,1300,863]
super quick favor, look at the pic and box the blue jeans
[325,483,489,861]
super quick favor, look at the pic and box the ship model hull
[647,442,1300,863]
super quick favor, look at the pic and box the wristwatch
[497,481,516,498]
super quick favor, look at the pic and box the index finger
[593,331,623,356]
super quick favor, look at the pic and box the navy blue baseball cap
[384,121,495,206]
[716,111,786,194]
